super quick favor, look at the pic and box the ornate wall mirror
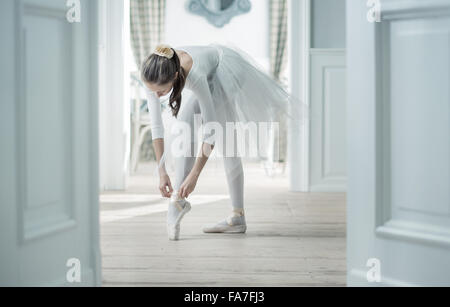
[187,0,252,28]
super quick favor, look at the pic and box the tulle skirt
[160,43,306,179]
[209,43,304,125]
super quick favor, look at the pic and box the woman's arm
[179,76,218,198]
[153,138,167,175]
[178,77,218,198]
[153,138,173,198]
[144,88,173,198]
[179,142,214,198]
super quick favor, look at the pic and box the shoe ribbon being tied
[170,192,185,212]
[170,200,184,212]
[226,208,245,226]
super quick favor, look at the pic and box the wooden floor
[100,161,346,287]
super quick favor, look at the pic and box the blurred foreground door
[347,0,450,286]
[0,0,101,286]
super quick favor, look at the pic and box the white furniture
[130,71,154,173]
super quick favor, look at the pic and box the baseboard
[44,268,96,287]
[310,183,347,193]
[348,269,419,287]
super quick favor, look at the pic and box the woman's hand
[159,173,174,198]
[179,173,199,199]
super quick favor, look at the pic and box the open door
[0,0,101,286]
[347,0,450,286]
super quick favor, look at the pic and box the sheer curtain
[130,0,166,68]
[269,0,288,83]
[269,0,289,166]
[130,0,166,166]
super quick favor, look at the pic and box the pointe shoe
[167,198,191,241]
[203,209,247,234]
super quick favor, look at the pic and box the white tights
[171,95,244,211]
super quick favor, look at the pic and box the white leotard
[144,45,221,145]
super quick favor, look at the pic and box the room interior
[97,0,347,287]
[1,0,449,287]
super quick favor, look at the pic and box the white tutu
[159,43,306,177]
[209,43,304,125]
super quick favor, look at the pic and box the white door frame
[289,0,311,192]
[90,0,102,287]
[98,0,131,191]
[0,0,102,286]
[347,0,450,286]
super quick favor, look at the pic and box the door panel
[347,0,450,286]
[310,50,347,192]
[21,1,75,240]
[0,0,100,286]
[387,18,450,226]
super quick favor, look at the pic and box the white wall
[311,0,346,48]
[308,0,347,192]
[309,49,347,192]
[165,0,270,68]
[99,0,131,191]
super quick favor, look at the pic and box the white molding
[376,221,450,249]
[23,4,66,20]
[16,0,77,244]
[90,0,102,287]
[300,0,311,192]
[322,66,346,180]
[381,0,450,20]
[15,0,26,245]
[45,268,96,287]
[23,219,77,242]
[348,269,419,287]
[5,0,101,287]
[289,0,310,192]
[310,184,347,193]
[310,52,347,193]
[374,12,450,249]
[289,1,347,193]
[310,48,346,55]
[98,0,131,191]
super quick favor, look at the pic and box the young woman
[141,43,302,241]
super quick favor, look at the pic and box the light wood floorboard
[101,162,346,287]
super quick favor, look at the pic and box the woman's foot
[167,194,191,241]
[203,209,247,234]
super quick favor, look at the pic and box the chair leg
[131,125,141,173]
[133,126,153,173]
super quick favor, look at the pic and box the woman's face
[146,81,173,98]
[145,72,179,98]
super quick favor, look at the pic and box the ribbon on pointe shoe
[226,208,245,226]
[170,191,185,211]
[170,200,184,212]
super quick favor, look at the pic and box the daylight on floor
[1,0,449,290]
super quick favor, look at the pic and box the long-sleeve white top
[143,45,221,145]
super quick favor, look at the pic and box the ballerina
[141,43,303,240]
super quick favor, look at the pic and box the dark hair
[141,48,186,118]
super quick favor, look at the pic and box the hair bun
[154,44,174,59]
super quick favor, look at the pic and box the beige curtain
[269,0,289,164]
[130,0,166,68]
[269,0,288,82]
[130,0,166,162]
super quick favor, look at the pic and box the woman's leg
[202,154,246,234]
[172,96,201,193]
[223,157,244,210]
[166,96,201,240]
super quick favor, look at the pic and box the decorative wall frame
[186,0,252,28]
